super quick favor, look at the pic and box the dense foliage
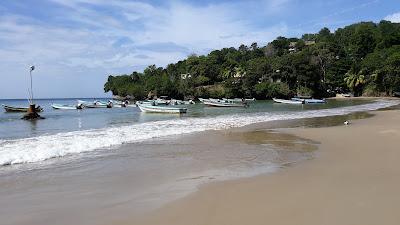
[104,21,400,100]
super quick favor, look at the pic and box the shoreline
[129,109,400,225]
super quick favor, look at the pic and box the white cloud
[0,0,291,98]
[385,12,400,23]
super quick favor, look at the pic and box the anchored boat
[137,103,187,114]
[272,98,304,104]
[291,97,326,104]
[78,100,112,108]
[2,104,43,112]
[51,104,83,110]
[203,99,247,107]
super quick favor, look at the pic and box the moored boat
[222,98,256,103]
[51,104,82,110]
[78,100,112,108]
[203,99,247,107]
[137,103,187,114]
[2,104,43,112]
[272,98,304,104]
[291,97,326,104]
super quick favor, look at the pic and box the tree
[344,71,366,96]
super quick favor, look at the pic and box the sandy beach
[130,109,400,225]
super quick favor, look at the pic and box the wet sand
[130,110,400,225]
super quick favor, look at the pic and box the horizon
[0,0,399,99]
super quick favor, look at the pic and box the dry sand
[130,110,400,225]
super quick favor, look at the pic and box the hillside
[104,21,400,100]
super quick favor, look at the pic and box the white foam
[0,100,398,166]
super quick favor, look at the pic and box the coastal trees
[104,20,400,100]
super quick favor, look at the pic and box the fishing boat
[110,100,130,108]
[203,99,247,107]
[78,100,112,108]
[51,104,83,110]
[183,99,195,105]
[137,103,187,114]
[222,98,256,103]
[2,104,43,112]
[272,98,304,104]
[291,97,326,104]
[169,99,184,105]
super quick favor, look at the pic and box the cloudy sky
[0,0,399,98]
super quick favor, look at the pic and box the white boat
[273,98,304,104]
[183,100,195,105]
[137,103,187,114]
[78,100,112,108]
[111,100,130,107]
[51,104,82,110]
[169,99,184,105]
[222,98,256,103]
[198,98,206,103]
[203,99,247,107]
[291,98,326,104]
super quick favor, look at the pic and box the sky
[0,0,399,99]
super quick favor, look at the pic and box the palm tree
[344,71,366,96]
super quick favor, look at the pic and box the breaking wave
[0,100,398,166]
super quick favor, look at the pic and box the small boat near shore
[137,103,187,114]
[51,104,83,110]
[2,104,43,112]
[291,97,326,104]
[203,99,247,107]
[222,98,256,103]
[273,98,304,104]
[78,100,112,108]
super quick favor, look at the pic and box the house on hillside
[180,73,192,80]
[289,42,297,53]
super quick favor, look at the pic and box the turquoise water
[0,98,397,167]
[0,98,371,140]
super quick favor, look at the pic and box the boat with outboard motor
[202,98,247,107]
[291,97,326,104]
[78,100,113,108]
[136,103,187,114]
[272,98,304,104]
[51,103,84,110]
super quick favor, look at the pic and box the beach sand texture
[130,110,400,225]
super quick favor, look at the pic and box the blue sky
[0,0,399,98]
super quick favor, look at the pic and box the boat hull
[137,104,187,114]
[3,105,43,112]
[272,98,304,104]
[291,98,326,104]
[203,100,247,107]
[51,104,79,110]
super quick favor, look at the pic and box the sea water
[0,98,397,166]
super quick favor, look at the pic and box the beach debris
[344,120,350,125]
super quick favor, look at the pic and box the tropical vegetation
[104,21,400,100]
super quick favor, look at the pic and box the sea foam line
[0,100,398,166]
